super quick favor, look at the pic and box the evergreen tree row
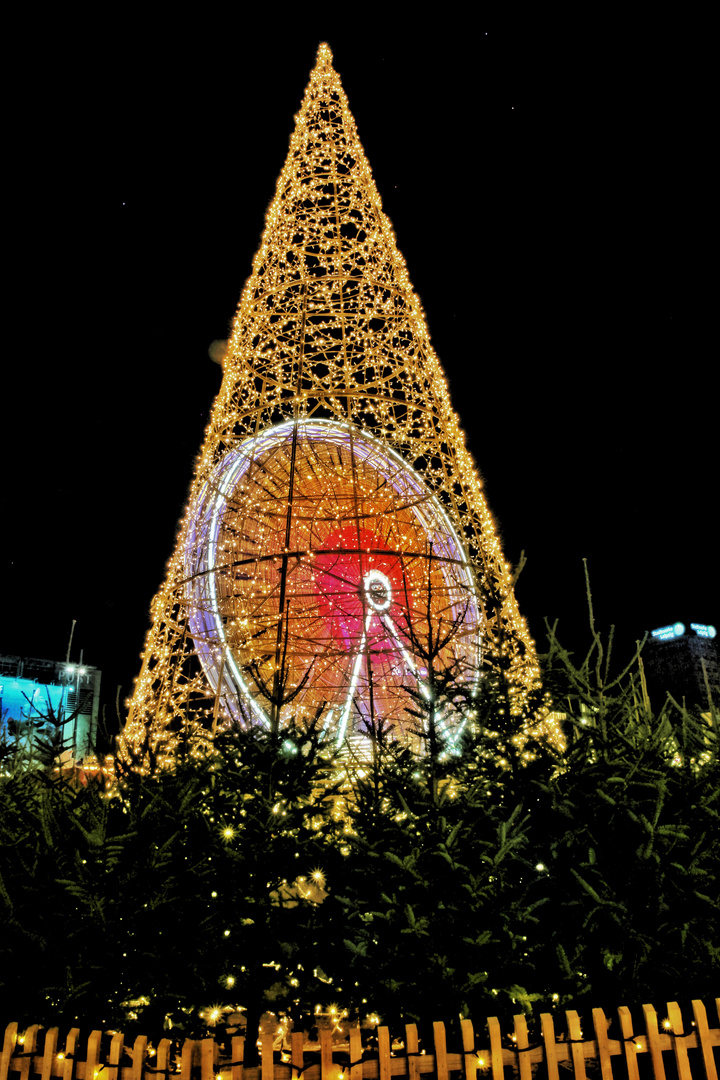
[1,617,717,1044]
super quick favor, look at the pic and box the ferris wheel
[185,419,481,747]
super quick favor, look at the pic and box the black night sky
[4,20,715,727]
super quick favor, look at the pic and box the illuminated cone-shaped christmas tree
[123,44,548,763]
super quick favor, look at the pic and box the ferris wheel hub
[363,569,392,613]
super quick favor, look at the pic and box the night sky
[4,21,714,728]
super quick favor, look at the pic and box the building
[0,654,101,761]
[643,622,719,712]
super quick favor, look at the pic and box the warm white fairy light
[120,41,557,765]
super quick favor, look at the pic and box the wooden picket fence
[2,999,718,1080]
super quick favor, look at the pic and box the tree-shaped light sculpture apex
[123,43,546,761]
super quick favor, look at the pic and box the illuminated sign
[651,623,686,640]
[690,623,717,638]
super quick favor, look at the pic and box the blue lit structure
[0,655,100,761]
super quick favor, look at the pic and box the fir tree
[525,574,720,1010]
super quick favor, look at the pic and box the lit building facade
[644,622,719,712]
[0,654,101,760]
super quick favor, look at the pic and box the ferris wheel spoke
[379,611,455,745]
[336,612,372,745]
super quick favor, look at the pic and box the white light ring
[185,419,483,727]
[363,568,393,613]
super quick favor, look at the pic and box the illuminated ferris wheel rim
[193,417,477,593]
[195,417,472,550]
[184,418,482,735]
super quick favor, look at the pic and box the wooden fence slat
[377,1027,391,1080]
[511,1014,532,1080]
[666,1002,692,1080]
[431,1023,447,1080]
[201,1038,218,1080]
[19,1023,34,1080]
[130,1037,147,1080]
[14,1027,29,1080]
[180,1039,195,1080]
[403,1025,418,1080]
[155,1038,172,1080]
[85,1031,102,1080]
[320,1029,334,1080]
[349,1028,363,1080]
[290,1033,303,1080]
[40,1028,59,1080]
[540,1014,560,1080]
[260,1033,274,1080]
[643,1004,667,1080]
[617,1006,641,1080]
[459,1019,476,1080]
[692,999,718,1080]
[377,1028,388,1080]
[1,1024,18,1080]
[591,1009,613,1080]
[565,1012,587,1080]
[231,1036,245,1080]
[486,1016,503,1080]
[104,1033,124,1080]
[62,1029,80,1080]
[17,1025,41,1080]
